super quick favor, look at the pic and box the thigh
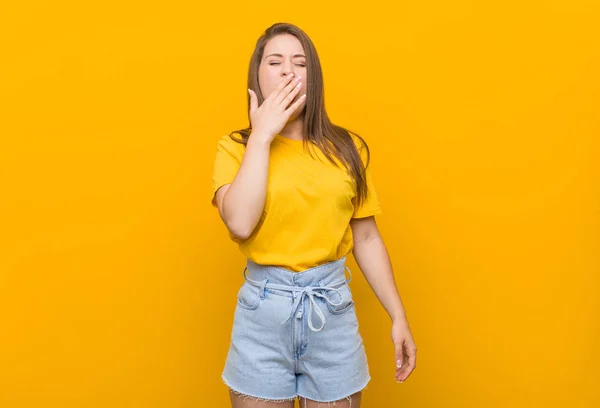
[296,288,370,402]
[229,389,295,408]
[222,283,297,400]
[298,391,362,408]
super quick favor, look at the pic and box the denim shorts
[221,256,371,403]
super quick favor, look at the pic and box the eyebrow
[265,53,306,59]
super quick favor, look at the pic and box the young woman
[211,23,417,408]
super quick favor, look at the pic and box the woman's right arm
[214,134,272,240]
[214,72,306,240]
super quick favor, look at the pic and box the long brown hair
[229,22,371,207]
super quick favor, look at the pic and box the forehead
[263,34,305,57]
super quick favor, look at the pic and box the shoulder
[216,133,245,147]
[215,133,246,154]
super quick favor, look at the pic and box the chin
[289,107,306,122]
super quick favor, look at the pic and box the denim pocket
[236,282,260,310]
[325,283,355,315]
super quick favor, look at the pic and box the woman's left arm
[350,215,417,383]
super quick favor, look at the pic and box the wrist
[391,312,408,324]
[248,131,274,146]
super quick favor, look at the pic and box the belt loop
[344,266,352,284]
[259,278,268,299]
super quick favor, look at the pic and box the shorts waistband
[242,256,353,332]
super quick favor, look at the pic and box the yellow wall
[1,1,599,407]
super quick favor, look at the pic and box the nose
[281,59,295,77]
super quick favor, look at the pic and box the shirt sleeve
[351,136,383,219]
[211,135,245,207]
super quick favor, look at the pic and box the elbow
[219,199,258,241]
[226,219,255,241]
[220,203,255,240]
[231,229,252,241]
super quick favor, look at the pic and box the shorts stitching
[297,380,370,404]
[222,375,296,403]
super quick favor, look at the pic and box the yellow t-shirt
[211,133,382,272]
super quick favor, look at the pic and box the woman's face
[258,34,308,116]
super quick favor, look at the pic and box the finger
[280,80,303,109]
[397,362,415,382]
[283,93,306,116]
[248,89,258,113]
[266,73,295,102]
[396,347,416,381]
[394,341,404,371]
[275,75,302,105]
[407,346,417,371]
[395,347,406,379]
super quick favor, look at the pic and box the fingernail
[396,360,402,368]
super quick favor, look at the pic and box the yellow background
[1,1,599,407]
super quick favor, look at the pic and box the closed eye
[269,62,305,67]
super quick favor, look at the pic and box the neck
[279,115,304,141]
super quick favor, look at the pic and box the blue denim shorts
[221,256,371,403]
